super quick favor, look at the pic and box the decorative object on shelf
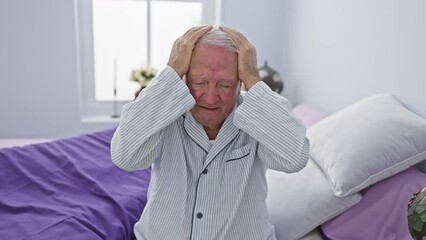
[111,57,120,118]
[258,61,284,93]
[131,65,158,99]
[408,186,426,240]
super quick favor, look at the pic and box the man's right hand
[167,25,212,79]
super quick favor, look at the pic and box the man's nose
[203,86,219,104]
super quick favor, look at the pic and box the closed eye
[190,81,207,90]
[219,83,232,88]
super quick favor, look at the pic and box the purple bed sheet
[0,128,151,240]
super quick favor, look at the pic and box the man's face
[186,45,240,134]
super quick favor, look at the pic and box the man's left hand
[219,26,260,91]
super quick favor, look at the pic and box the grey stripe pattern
[111,66,310,240]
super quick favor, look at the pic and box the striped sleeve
[233,81,309,172]
[111,66,195,171]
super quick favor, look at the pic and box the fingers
[188,25,213,47]
[219,26,250,50]
[183,25,212,37]
[219,25,257,60]
[175,25,212,51]
[167,25,212,78]
[182,25,212,45]
[174,25,211,57]
[219,26,260,91]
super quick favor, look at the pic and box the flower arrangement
[130,66,158,87]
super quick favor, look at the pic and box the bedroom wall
[0,0,285,139]
[5,1,423,138]
[281,0,426,118]
[0,0,117,138]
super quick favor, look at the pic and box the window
[74,0,219,121]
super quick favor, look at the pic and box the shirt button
[202,169,208,174]
[196,212,203,219]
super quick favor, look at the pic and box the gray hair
[196,27,237,52]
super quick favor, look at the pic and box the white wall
[4,0,424,138]
[0,0,118,138]
[281,0,426,118]
[0,0,286,138]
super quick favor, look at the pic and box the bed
[0,128,150,239]
[1,93,426,240]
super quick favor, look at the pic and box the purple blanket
[0,128,151,240]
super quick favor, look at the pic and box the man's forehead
[195,44,234,53]
[188,73,238,82]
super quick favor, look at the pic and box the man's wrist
[243,78,260,91]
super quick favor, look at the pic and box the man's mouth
[199,106,219,110]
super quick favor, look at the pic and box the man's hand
[167,25,212,79]
[219,26,260,91]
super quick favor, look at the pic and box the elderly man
[111,25,309,240]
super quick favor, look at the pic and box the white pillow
[307,93,426,197]
[266,159,361,240]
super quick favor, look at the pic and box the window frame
[73,0,220,122]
